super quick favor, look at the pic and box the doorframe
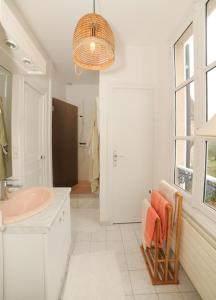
[99,83,155,225]
[12,75,49,186]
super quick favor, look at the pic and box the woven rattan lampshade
[73,13,115,71]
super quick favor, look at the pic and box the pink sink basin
[0,187,54,224]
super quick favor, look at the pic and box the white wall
[152,44,173,187]
[51,69,66,101]
[66,84,99,181]
[99,45,159,223]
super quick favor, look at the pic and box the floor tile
[120,224,135,231]
[116,253,128,271]
[73,241,90,254]
[123,239,141,253]
[105,224,121,231]
[91,230,106,242]
[135,294,158,300]
[107,240,125,254]
[130,270,156,294]
[131,223,142,230]
[121,230,137,241]
[155,284,179,293]
[75,232,91,242]
[125,296,135,300]
[107,230,122,241]
[177,269,195,293]
[90,242,106,252]
[181,292,202,300]
[70,206,201,300]
[121,271,133,295]
[158,293,183,300]
[126,252,146,270]
[134,229,143,242]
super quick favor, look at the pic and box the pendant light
[73,0,115,71]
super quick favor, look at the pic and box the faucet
[0,179,22,201]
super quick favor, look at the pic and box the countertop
[2,188,71,234]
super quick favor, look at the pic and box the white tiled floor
[70,202,202,300]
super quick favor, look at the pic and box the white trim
[47,78,53,187]
[205,61,216,72]
[175,77,194,92]
[174,136,195,141]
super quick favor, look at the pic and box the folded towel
[159,180,177,226]
[145,206,161,248]
[151,190,170,242]
[141,199,151,249]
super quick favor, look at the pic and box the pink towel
[151,190,170,242]
[144,206,161,248]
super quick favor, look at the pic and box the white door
[108,87,154,223]
[23,82,44,186]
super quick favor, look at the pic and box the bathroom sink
[0,187,54,224]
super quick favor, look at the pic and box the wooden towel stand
[141,192,183,285]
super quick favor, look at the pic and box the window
[206,67,216,120]
[203,0,216,210]
[174,24,195,193]
[204,141,216,210]
[207,0,216,65]
[175,140,194,192]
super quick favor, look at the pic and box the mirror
[0,65,12,180]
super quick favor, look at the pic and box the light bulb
[90,41,96,52]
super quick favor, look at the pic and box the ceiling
[12,0,194,85]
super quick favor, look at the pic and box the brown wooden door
[52,98,78,187]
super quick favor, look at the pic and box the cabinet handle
[59,217,62,223]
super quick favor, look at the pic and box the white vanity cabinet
[3,188,71,300]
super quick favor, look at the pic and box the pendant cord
[93,0,95,13]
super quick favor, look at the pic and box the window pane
[175,24,194,86]
[176,82,195,136]
[204,141,216,210]
[207,67,216,120]
[175,140,194,192]
[207,0,216,65]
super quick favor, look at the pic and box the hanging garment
[88,98,99,193]
[0,97,8,180]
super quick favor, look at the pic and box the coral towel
[151,190,170,242]
[159,180,177,226]
[144,206,161,248]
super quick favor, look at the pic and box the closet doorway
[52,98,78,187]
[65,83,99,209]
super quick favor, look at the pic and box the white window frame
[199,0,216,219]
[174,22,195,196]
[172,0,216,222]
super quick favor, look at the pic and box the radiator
[179,214,216,300]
